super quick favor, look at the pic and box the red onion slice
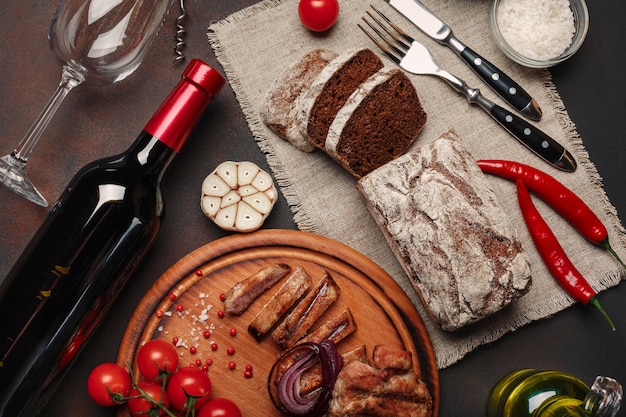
[267,340,343,417]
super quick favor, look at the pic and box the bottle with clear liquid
[488,369,623,417]
[0,59,225,417]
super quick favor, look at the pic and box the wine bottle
[0,59,225,417]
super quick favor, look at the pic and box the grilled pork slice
[224,263,292,315]
[372,344,412,373]
[248,266,312,340]
[271,271,340,349]
[299,308,356,345]
[341,345,368,364]
[327,346,433,417]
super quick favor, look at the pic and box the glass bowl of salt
[490,0,589,68]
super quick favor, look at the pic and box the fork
[359,6,577,173]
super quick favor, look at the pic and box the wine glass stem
[11,64,85,165]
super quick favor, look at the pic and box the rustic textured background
[1,0,625,416]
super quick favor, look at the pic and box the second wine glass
[0,0,174,207]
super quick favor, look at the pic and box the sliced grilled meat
[248,266,312,340]
[327,346,433,417]
[300,308,356,345]
[271,271,340,349]
[223,263,291,315]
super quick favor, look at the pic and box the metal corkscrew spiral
[174,0,186,63]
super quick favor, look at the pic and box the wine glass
[0,0,174,207]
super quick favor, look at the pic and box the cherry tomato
[137,339,179,381]
[167,366,212,412]
[87,362,132,407]
[298,0,340,32]
[198,398,243,417]
[128,382,169,417]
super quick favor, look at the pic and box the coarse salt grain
[497,0,575,61]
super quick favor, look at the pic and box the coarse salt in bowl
[490,0,589,68]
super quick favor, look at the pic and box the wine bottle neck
[130,132,176,176]
[143,60,226,153]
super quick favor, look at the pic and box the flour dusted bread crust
[297,48,384,149]
[259,49,338,152]
[357,131,532,331]
[326,67,427,178]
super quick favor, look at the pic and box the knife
[386,0,543,121]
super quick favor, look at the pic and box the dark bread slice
[297,48,384,149]
[326,68,427,178]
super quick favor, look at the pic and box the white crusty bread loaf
[259,49,338,152]
[357,130,532,331]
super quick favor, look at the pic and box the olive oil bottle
[488,369,622,417]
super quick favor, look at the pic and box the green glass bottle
[488,369,622,417]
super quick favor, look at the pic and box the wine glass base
[0,154,49,207]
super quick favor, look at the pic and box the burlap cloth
[207,0,626,369]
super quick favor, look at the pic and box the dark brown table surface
[1,1,625,416]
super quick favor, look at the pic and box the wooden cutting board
[117,229,439,417]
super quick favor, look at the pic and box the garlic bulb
[201,161,278,232]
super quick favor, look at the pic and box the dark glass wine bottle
[0,59,225,417]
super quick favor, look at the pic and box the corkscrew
[174,0,186,63]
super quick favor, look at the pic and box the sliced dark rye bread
[259,49,338,152]
[297,48,384,149]
[326,67,427,178]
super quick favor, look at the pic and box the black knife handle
[461,46,543,121]
[490,104,576,172]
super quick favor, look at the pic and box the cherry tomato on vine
[137,339,179,381]
[198,398,243,417]
[298,0,340,32]
[128,382,170,417]
[87,362,132,407]
[167,367,212,412]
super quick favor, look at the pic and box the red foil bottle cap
[144,60,226,152]
[183,59,227,98]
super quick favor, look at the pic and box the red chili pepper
[515,179,615,330]
[477,159,625,269]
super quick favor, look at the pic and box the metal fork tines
[359,5,577,173]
